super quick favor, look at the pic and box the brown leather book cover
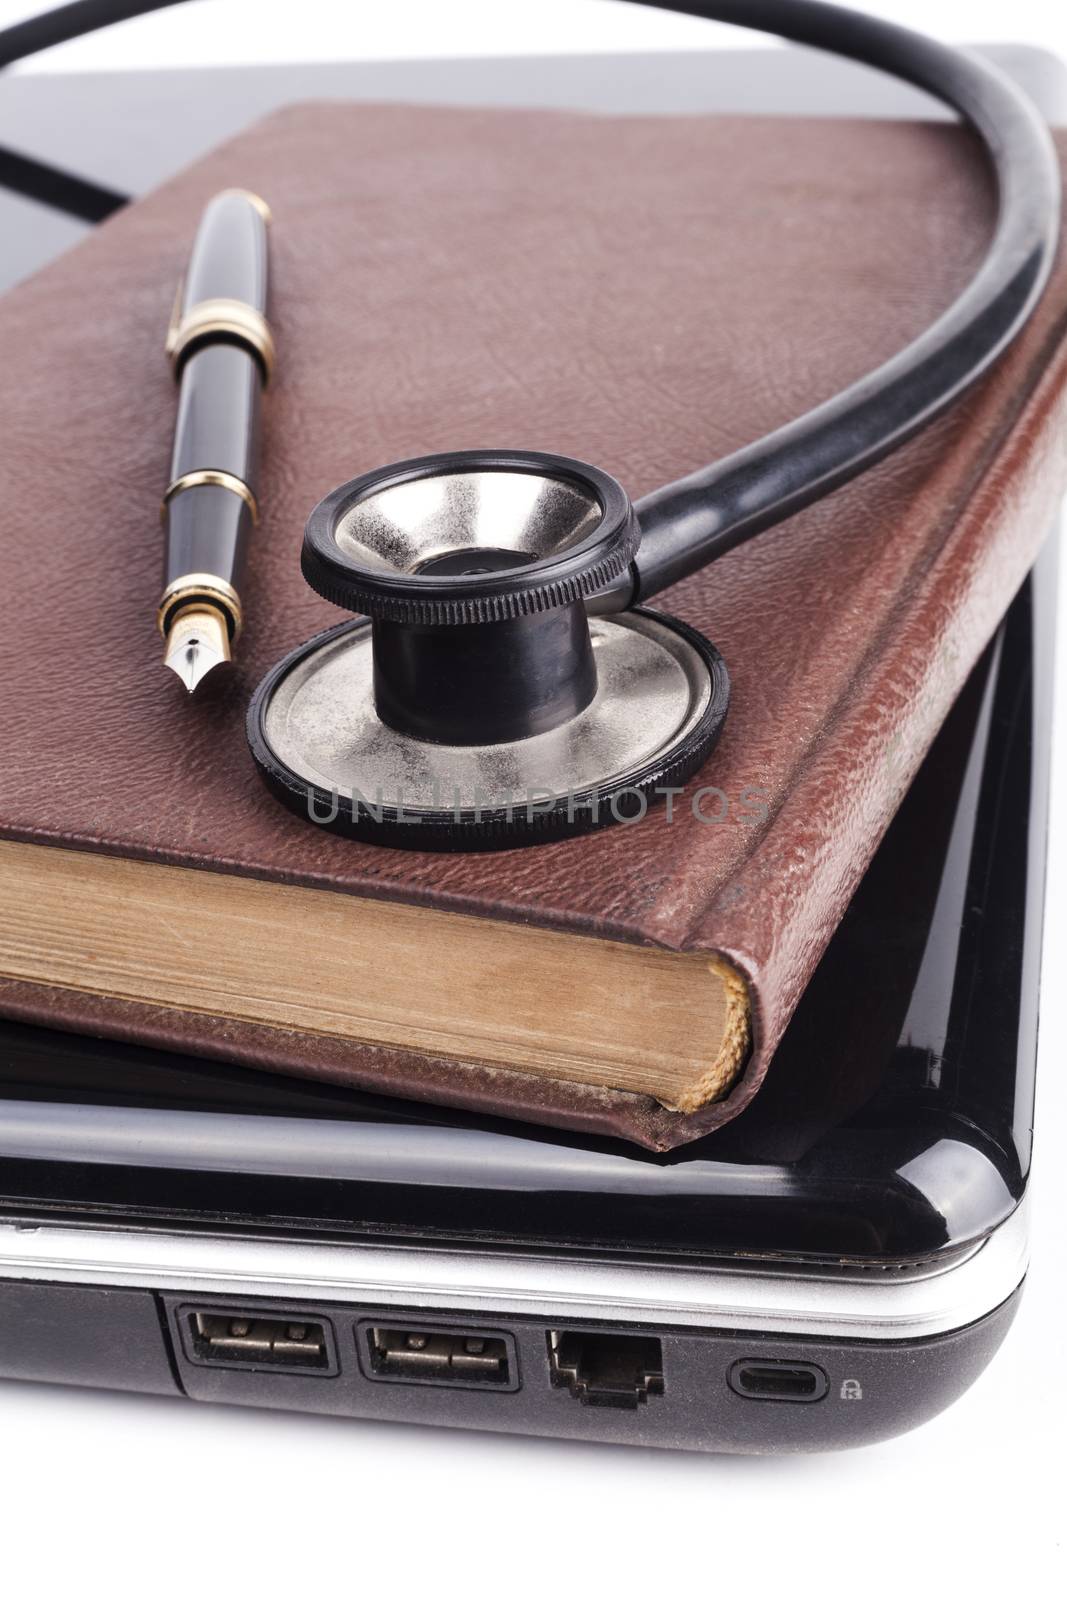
[1,102,1066,1150]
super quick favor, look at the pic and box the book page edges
[0,839,751,1111]
[659,955,751,1114]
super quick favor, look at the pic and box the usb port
[727,1359,828,1402]
[360,1323,517,1389]
[183,1309,336,1373]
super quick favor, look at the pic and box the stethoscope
[4,0,1061,850]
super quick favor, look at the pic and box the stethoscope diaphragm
[248,452,730,850]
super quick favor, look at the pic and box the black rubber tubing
[613,2,1062,606]
[3,0,1060,608]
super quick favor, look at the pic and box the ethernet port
[548,1330,664,1409]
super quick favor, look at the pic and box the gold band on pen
[158,572,243,642]
[165,295,276,382]
[162,468,259,524]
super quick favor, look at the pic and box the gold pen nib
[163,605,231,693]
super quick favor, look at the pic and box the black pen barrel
[162,341,261,604]
[170,343,262,489]
[158,189,271,657]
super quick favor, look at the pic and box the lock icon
[840,1377,863,1401]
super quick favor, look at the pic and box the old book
[0,840,746,1112]
[0,103,1065,1150]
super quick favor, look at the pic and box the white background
[0,3,1065,1597]
[0,0,1065,72]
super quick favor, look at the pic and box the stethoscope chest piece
[248,449,729,849]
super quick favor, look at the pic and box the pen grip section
[162,486,254,621]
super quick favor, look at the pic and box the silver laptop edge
[0,1199,1027,1343]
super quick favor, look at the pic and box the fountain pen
[158,188,273,692]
